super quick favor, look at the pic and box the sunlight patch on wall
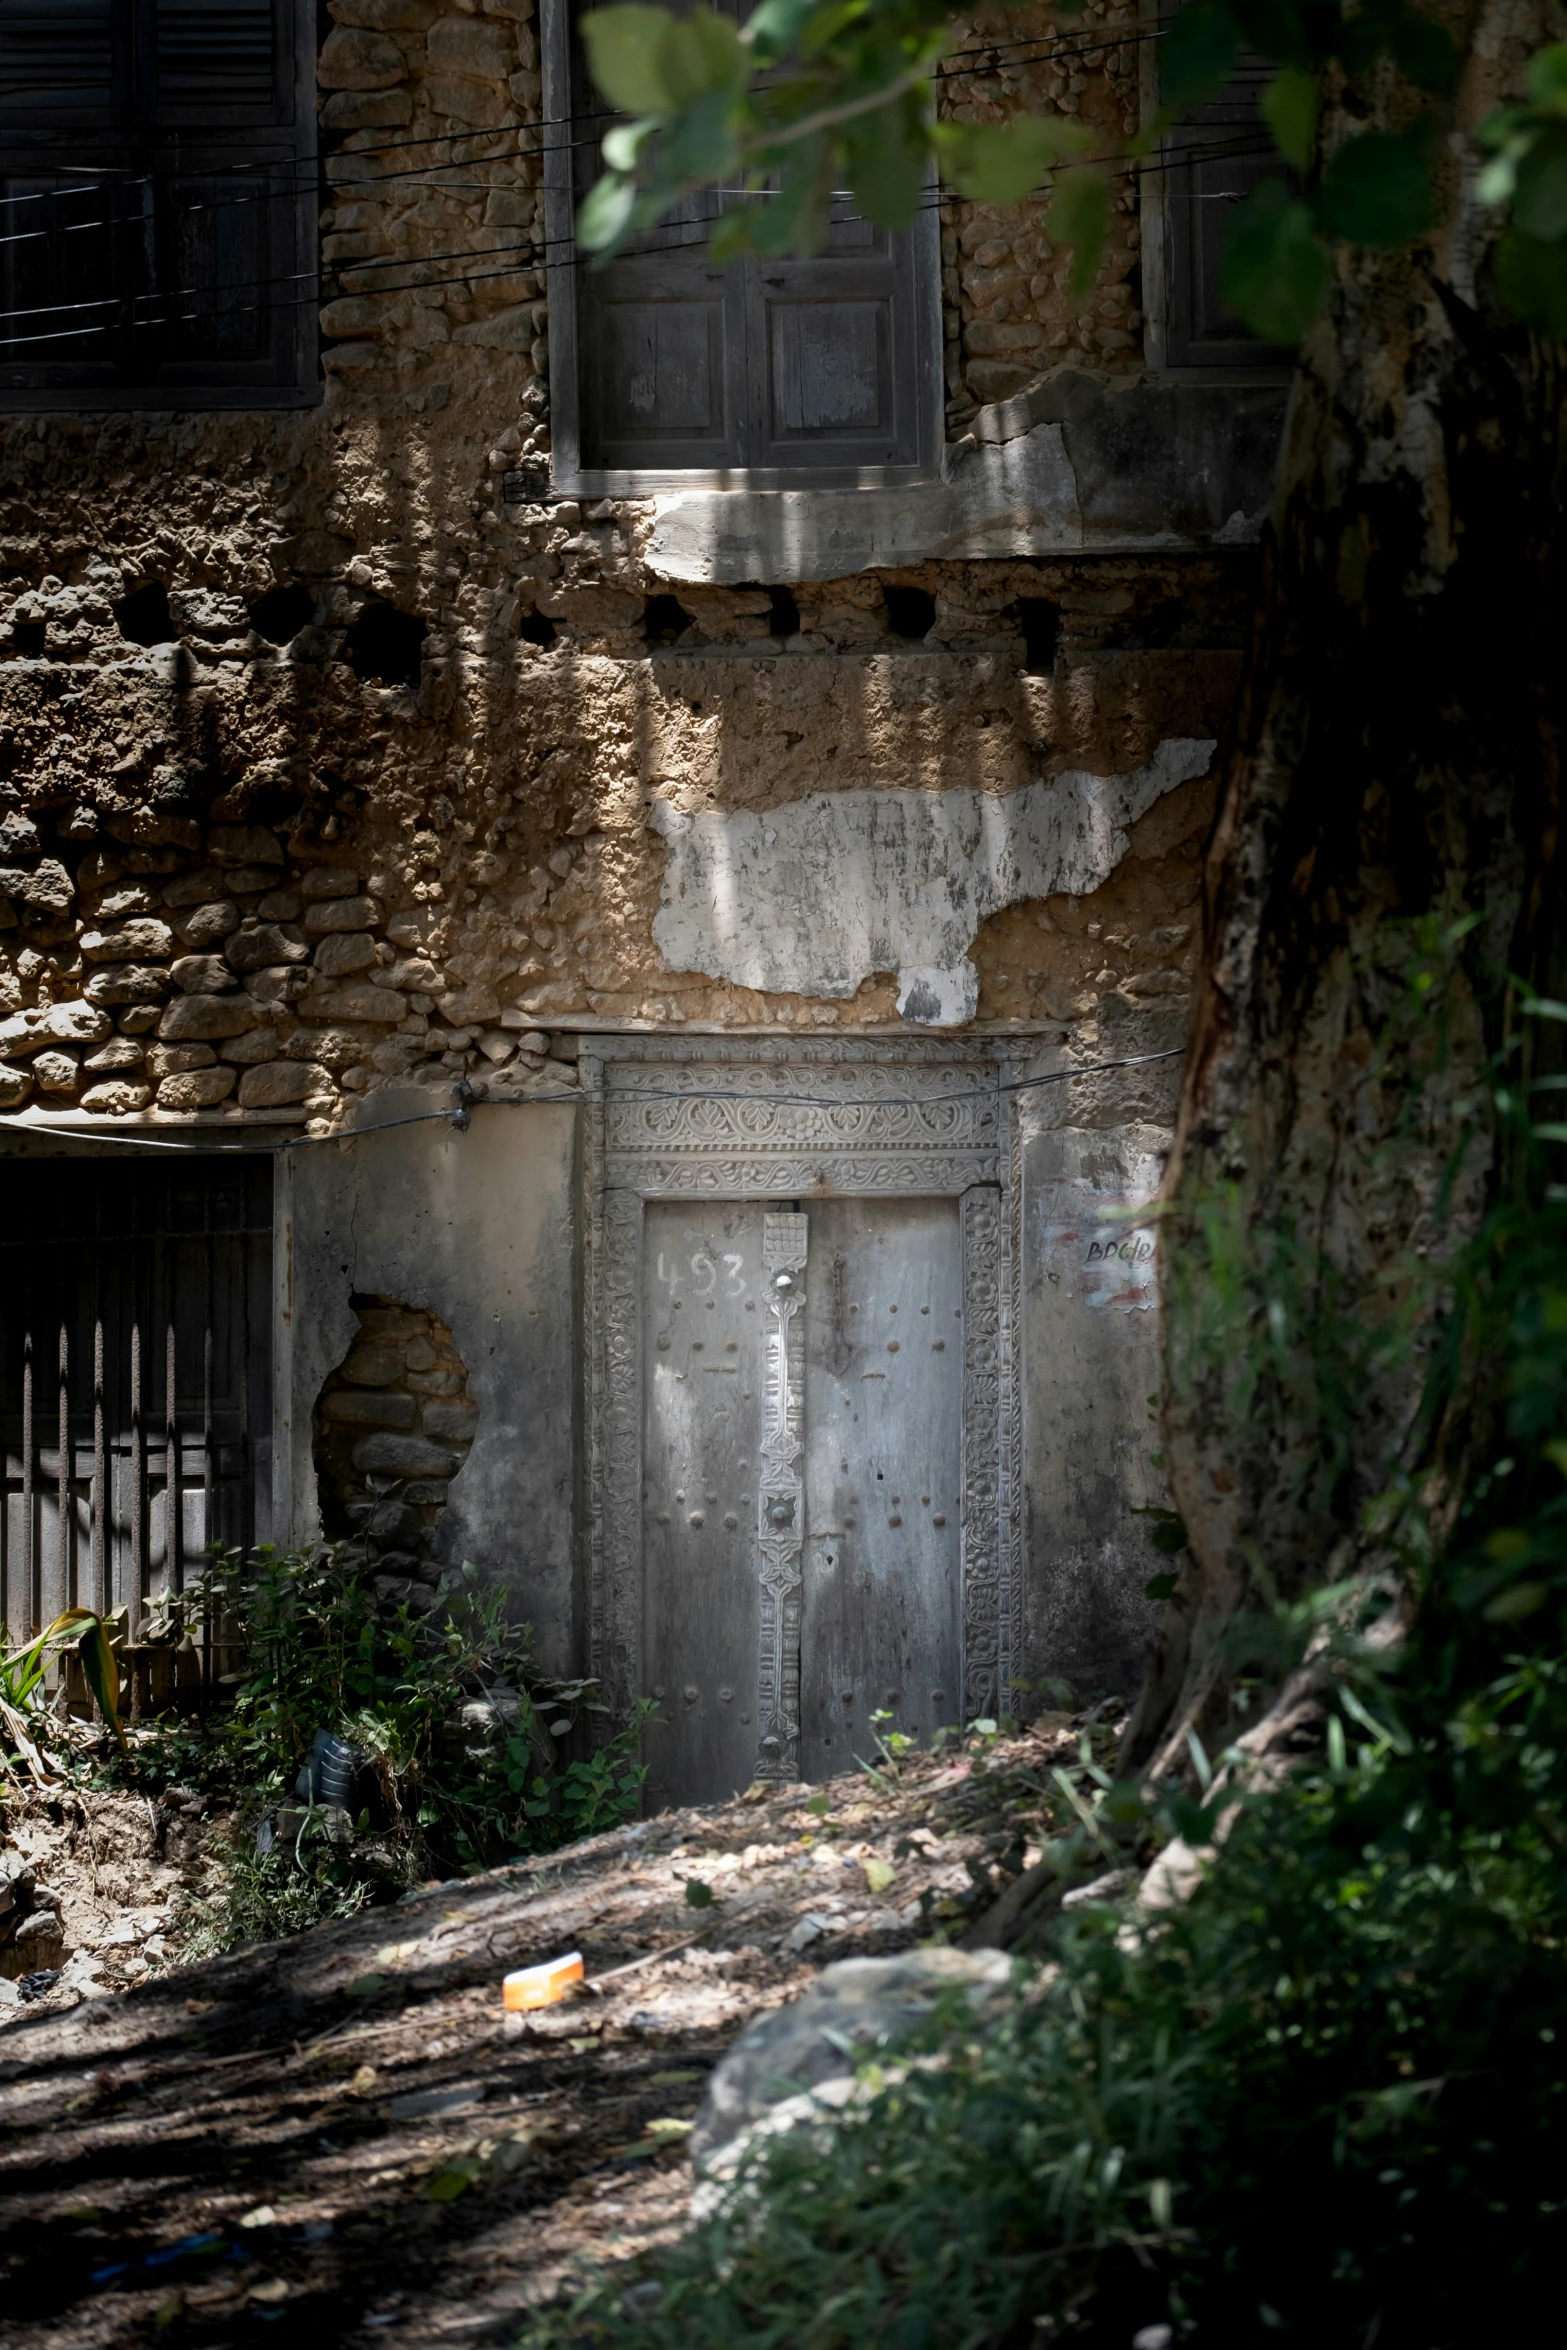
[649,736,1215,1025]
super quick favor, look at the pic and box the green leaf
[1316,132,1434,248]
[1513,126,1567,240]
[1527,41,1567,117]
[1499,227,1567,333]
[77,1617,126,1752]
[1483,1579,1551,1623]
[748,140,832,256]
[1159,0,1240,113]
[933,116,1089,206]
[1262,67,1317,171]
[843,109,927,230]
[863,1856,897,1894]
[660,6,748,107]
[684,1877,716,1908]
[1220,179,1329,343]
[602,116,659,173]
[1145,1573,1179,1603]
[581,6,680,116]
[1390,17,1458,94]
[1046,164,1111,298]
[744,0,816,61]
[577,171,639,254]
[425,2159,482,2202]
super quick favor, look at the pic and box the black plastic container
[295,1729,376,1820]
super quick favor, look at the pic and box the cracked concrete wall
[281,1097,578,1667]
[649,735,1214,1026]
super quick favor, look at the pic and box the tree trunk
[1125,1,1567,1777]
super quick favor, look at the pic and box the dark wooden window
[0,0,317,408]
[1143,13,1292,373]
[541,0,940,490]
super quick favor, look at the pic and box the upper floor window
[540,0,941,493]
[1141,16,1293,372]
[0,0,316,407]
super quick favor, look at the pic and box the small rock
[32,1050,80,1094]
[80,1080,153,1114]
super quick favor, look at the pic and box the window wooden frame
[1138,7,1293,376]
[0,0,318,410]
[540,0,942,496]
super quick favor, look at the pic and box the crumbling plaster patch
[648,734,1214,1027]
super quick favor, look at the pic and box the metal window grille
[1,1152,272,1702]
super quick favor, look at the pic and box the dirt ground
[0,1718,1101,2349]
[1,1784,241,2008]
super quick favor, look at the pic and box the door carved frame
[581,1037,1022,1769]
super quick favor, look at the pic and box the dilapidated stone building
[0,0,1282,1802]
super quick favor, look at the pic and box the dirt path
[0,1722,1091,2348]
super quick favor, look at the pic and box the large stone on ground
[689,1948,1013,2165]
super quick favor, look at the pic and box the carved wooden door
[640,1198,964,1805]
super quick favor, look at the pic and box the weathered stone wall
[0,1,1256,1716]
[940,0,1144,421]
[313,1295,480,1611]
[0,523,1242,1128]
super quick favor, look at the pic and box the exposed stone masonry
[314,1296,479,1610]
[0,2,1247,1133]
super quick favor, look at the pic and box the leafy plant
[519,1027,1567,2347]
[570,4,1567,349]
[124,1544,648,1950]
[1,1607,126,1778]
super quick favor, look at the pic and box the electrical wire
[0,1045,1184,1155]
[0,2,1225,264]
[0,10,1177,221]
[0,128,1277,344]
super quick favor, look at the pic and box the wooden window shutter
[548,0,935,484]
[155,0,282,120]
[0,0,115,120]
[0,0,314,406]
[1160,51,1291,368]
[744,201,923,471]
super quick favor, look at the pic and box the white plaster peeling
[648,735,1216,1026]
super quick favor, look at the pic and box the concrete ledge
[647,367,1290,585]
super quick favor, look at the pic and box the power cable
[0,130,1277,342]
[0,11,1196,251]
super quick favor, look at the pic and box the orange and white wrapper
[502,1951,585,2011]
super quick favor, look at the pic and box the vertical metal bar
[19,1330,34,1639]
[93,1200,107,1619]
[201,1189,216,1702]
[239,1200,254,1559]
[166,1311,180,1596]
[201,1195,214,1575]
[130,1315,144,1630]
[53,1316,69,1622]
